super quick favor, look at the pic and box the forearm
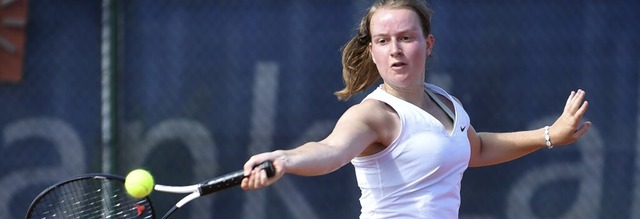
[471,128,547,167]
[471,90,591,167]
[280,142,353,176]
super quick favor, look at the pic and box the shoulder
[347,99,399,136]
[345,99,397,122]
[425,83,464,106]
[335,99,399,135]
[450,95,463,105]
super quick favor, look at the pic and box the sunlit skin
[240,7,591,191]
[369,8,434,101]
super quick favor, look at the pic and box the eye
[374,37,388,45]
[401,36,412,41]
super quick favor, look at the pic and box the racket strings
[28,178,153,219]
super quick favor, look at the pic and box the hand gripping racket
[25,161,275,219]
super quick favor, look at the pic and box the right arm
[241,100,395,190]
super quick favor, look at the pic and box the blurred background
[1,0,638,218]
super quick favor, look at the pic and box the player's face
[369,8,433,88]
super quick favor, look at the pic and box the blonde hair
[334,0,433,101]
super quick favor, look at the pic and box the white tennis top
[351,83,471,219]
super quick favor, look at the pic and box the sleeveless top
[351,83,471,219]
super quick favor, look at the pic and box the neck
[381,83,426,106]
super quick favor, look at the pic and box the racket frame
[25,161,274,219]
[25,173,156,219]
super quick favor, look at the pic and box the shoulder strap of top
[425,88,455,122]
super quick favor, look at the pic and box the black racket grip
[199,161,275,195]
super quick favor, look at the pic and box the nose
[390,40,403,57]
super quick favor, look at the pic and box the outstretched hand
[549,89,592,146]
[241,151,286,191]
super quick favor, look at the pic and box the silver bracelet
[544,126,553,149]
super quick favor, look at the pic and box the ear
[426,34,435,56]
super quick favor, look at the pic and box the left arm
[468,89,591,167]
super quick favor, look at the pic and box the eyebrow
[371,28,419,38]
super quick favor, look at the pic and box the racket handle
[199,161,275,195]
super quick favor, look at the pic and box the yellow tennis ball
[125,169,154,198]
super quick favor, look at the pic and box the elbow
[467,133,500,167]
[467,133,485,167]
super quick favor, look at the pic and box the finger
[259,169,268,186]
[569,90,586,113]
[245,156,269,176]
[564,91,576,112]
[244,175,259,190]
[247,170,255,189]
[244,157,257,176]
[574,100,589,119]
[572,122,592,138]
[251,169,262,188]
[241,178,250,190]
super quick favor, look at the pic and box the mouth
[391,62,407,68]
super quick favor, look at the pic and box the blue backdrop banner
[1,0,638,218]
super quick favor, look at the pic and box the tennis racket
[25,161,275,219]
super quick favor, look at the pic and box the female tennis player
[241,0,591,218]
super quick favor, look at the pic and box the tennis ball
[125,169,154,198]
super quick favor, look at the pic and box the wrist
[543,126,553,149]
[273,150,289,173]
